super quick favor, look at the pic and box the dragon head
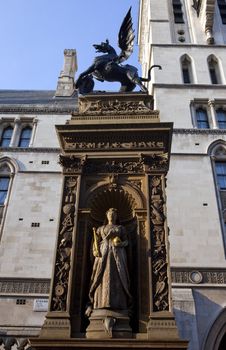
[93,39,111,53]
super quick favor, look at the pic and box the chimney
[55,49,77,97]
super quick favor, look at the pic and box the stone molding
[0,278,50,295]
[171,268,226,285]
[0,106,77,114]
[1,269,226,296]
[0,147,60,153]
[173,128,226,135]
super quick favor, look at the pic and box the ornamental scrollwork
[149,175,169,312]
[50,176,77,312]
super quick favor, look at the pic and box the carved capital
[59,154,86,174]
[141,153,169,172]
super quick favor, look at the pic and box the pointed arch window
[172,0,184,23]
[181,55,193,84]
[18,127,32,147]
[196,108,209,128]
[209,143,226,253]
[218,0,226,24]
[0,127,13,147]
[208,56,221,84]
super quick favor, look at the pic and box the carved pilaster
[40,175,79,338]
[147,175,179,341]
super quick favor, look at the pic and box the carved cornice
[173,128,226,135]
[77,92,154,116]
[0,147,60,153]
[0,278,50,295]
[0,106,77,114]
[171,268,226,286]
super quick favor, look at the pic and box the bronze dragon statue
[75,8,161,94]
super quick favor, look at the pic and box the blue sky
[0,0,140,91]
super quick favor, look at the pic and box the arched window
[18,127,32,147]
[0,126,13,147]
[181,55,193,84]
[216,108,226,129]
[209,142,226,252]
[196,108,209,128]
[208,56,221,84]
[218,0,226,24]
[0,158,17,237]
[172,0,184,23]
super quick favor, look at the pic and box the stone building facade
[138,1,226,349]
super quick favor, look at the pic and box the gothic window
[208,56,221,84]
[172,0,184,23]
[0,177,10,205]
[0,158,17,239]
[216,109,226,129]
[196,108,209,128]
[218,0,226,24]
[216,162,226,189]
[181,55,193,83]
[209,143,226,252]
[18,127,32,147]
[0,126,13,147]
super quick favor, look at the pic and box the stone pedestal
[33,93,188,350]
[86,309,132,339]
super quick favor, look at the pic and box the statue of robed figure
[75,8,161,94]
[85,208,133,338]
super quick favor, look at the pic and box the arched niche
[79,181,146,333]
[203,307,226,350]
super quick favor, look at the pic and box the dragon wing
[116,7,135,64]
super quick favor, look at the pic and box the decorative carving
[171,268,226,285]
[149,176,169,312]
[50,176,77,312]
[59,154,86,173]
[79,97,154,115]
[141,153,168,172]
[84,159,144,174]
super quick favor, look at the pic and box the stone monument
[30,7,188,350]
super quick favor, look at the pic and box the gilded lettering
[157,142,164,148]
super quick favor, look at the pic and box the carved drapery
[50,176,77,312]
[149,175,169,312]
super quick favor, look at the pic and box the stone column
[208,99,218,129]
[9,117,21,147]
[29,118,38,147]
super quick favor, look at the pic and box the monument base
[86,309,132,339]
[30,338,188,349]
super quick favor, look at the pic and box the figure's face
[107,209,117,223]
